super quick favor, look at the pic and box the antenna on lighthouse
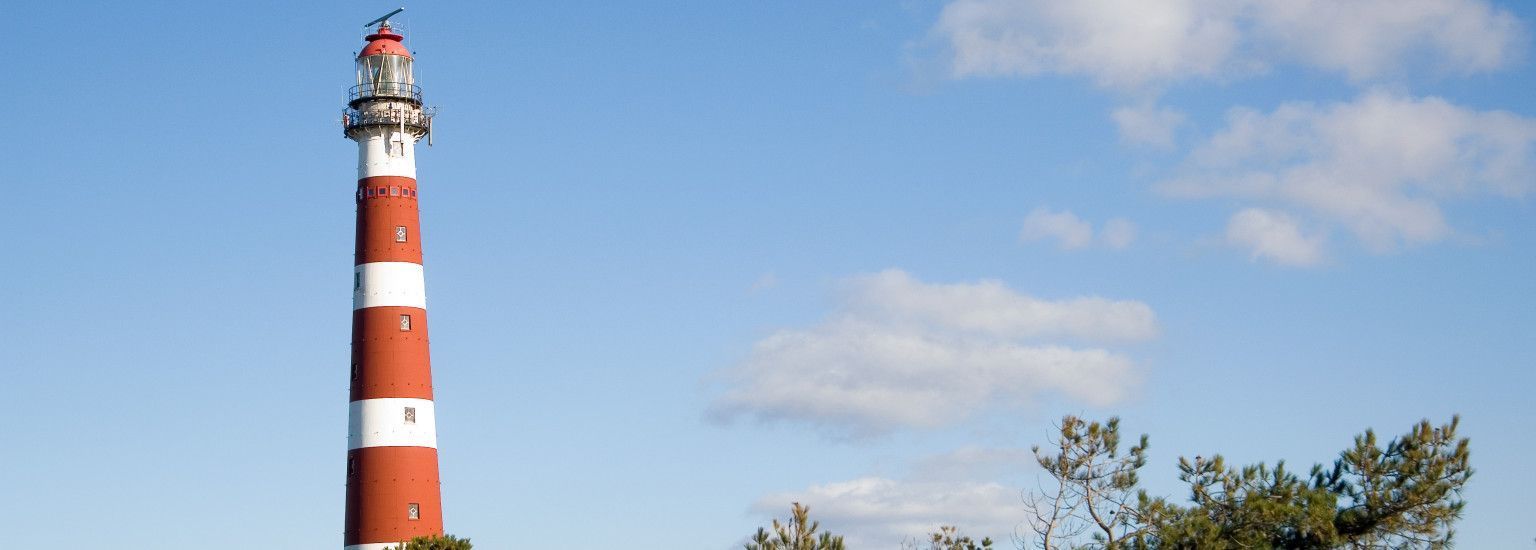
[365,7,406,28]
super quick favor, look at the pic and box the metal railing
[343,107,434,138]
[348,82,423,105]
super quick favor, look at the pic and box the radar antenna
[364,7,406,28]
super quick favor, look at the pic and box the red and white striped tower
[341,11,442,550]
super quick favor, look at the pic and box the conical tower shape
[341,15,443,550]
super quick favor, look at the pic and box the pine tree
[1020,415,1472,549]
[905,525,994,550]
[745,502,846,550]
[1022,415,1150,549]
[383,534,473,550]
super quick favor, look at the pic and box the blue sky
[4,1,1534,548]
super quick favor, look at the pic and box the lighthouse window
[394,226,408,243]
[354,272,361,290]
[404,407,416,424]
[351,361,360,381]
[347,456,356,477]
[399,314,412,331]
[407,502,420,520]
[366,188,375,198]
[390,186,400,197]
[378,186,387,196]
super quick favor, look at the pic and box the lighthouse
[341,10,442,550]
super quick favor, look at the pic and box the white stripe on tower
[354,262,428,310]
[357,131,417,178]
[349,398,439,449]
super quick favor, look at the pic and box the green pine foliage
[383,534,473,550]
[911,526,994,550]
[745,502,847,550]
[1023,415,1472,550]
[1023,415,1152,548]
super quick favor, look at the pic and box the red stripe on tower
[341,11,442,550]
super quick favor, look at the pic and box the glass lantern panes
[356,54,414,99]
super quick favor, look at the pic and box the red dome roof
[360,25,411,58]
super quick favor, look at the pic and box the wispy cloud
[1020,209,1139,250]
[708,270,1154,437]
[1100,218,1139,250]
[752,448,1031,547]
[932,0,1244,91]
[1113,103,1186,149]
[929,0,1525,92]
[1162,92,1536,258]
[1246,0,1525,81]
[927,1,1531,266]
[749,273,780,294]
[1019,208,1094,249]
[1225,208,1326,266]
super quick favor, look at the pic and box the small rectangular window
[394,225,408,243]
[404,407,417,424]
[354,272,362,290]
[400,314,412,331]
[378,187,387,196]
[390,186,400,197]
[351,362,360,381]
[347,456,357,477]
[366,188,375,198]
[407,502,420,520]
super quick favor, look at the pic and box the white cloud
[846,269,1156,343]
[1021,209,1139,251]
[1162,92,1536,254]
[709,270,1153,437]
[1113,103,1187,148]
[1250,0,1525,81]
[933,0,1243,90]
[930,0,1525,91]
[753,477,1021,548]
[749,273,779,293]
[1020,208,1094,249]
[1100,218,1138,249]
[1225,208,1326,266]
[752,448,1031,547]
